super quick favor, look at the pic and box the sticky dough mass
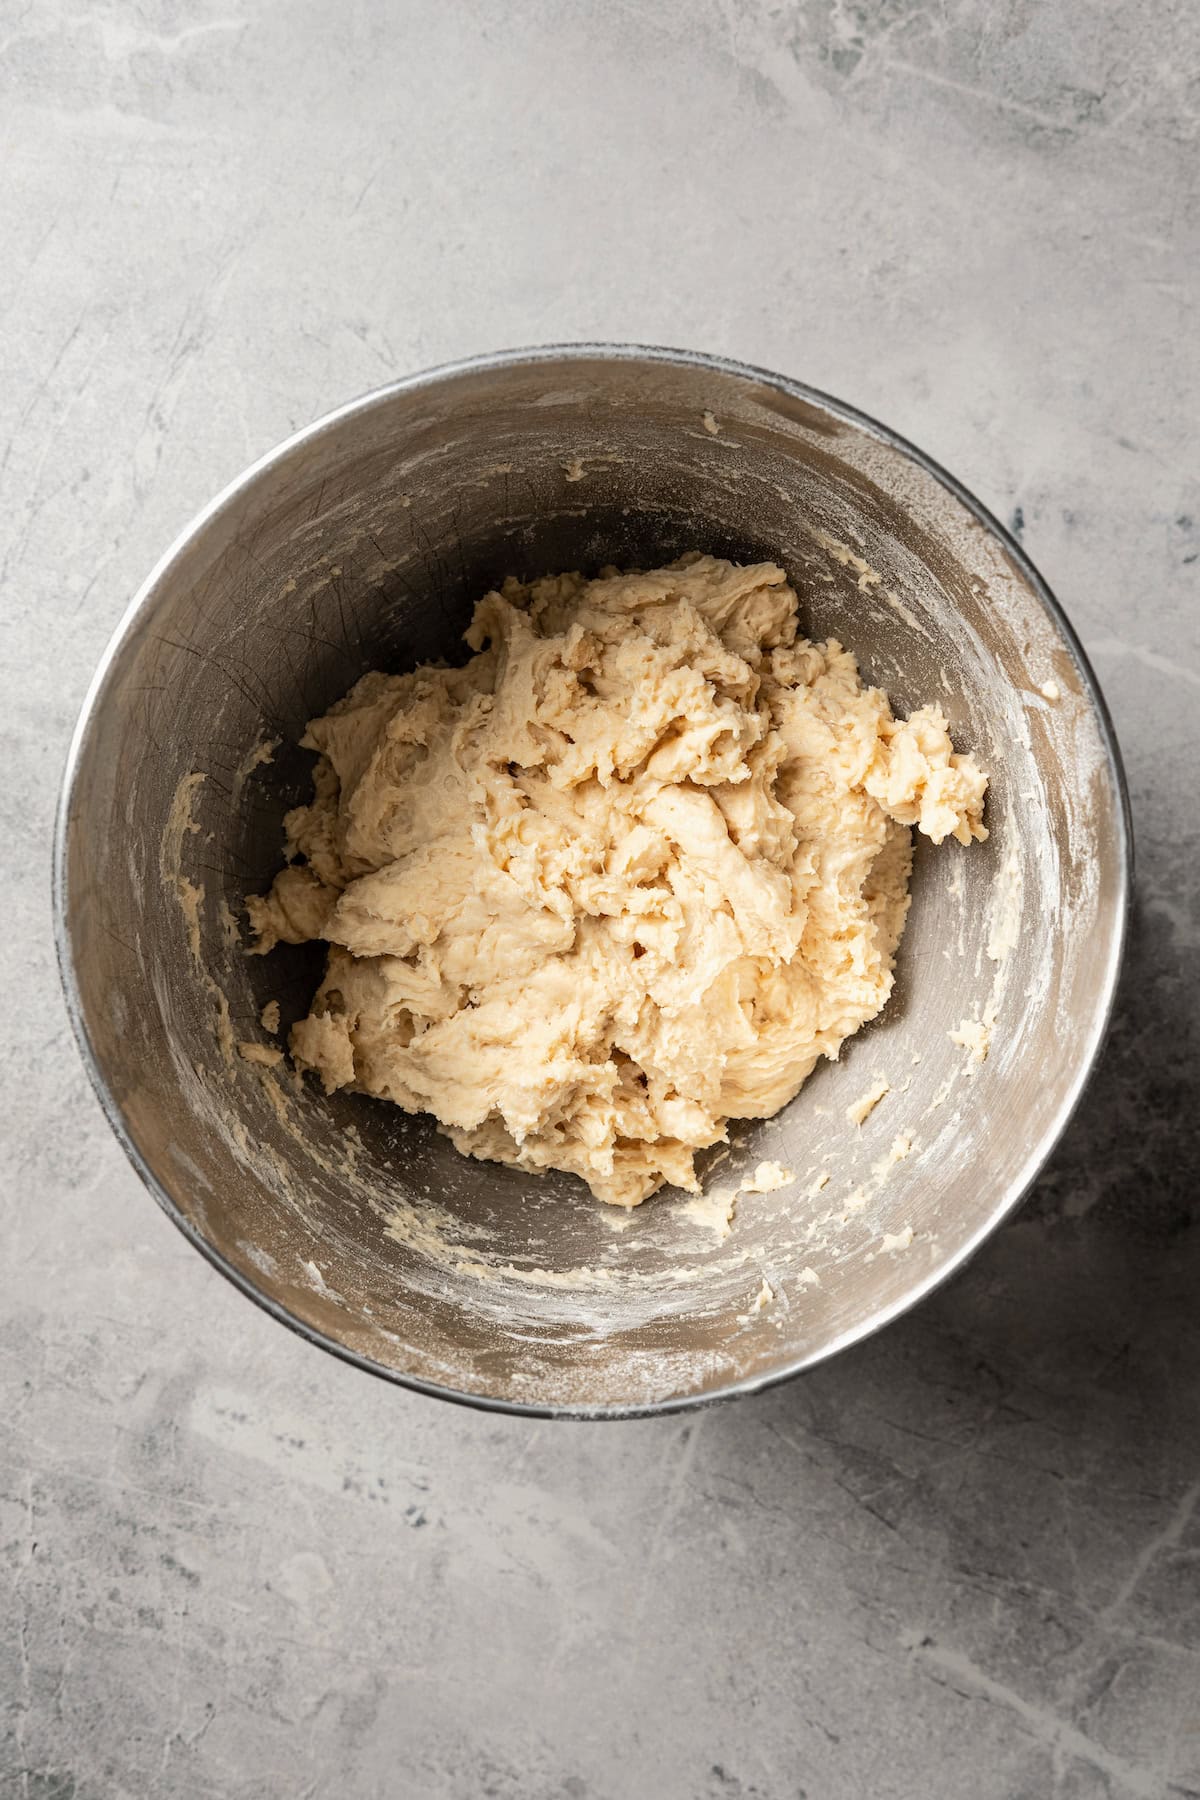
[247,555,987,1206]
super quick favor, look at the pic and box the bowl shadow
[744,889,1200,1675]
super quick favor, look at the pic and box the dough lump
[247,555,987,1206]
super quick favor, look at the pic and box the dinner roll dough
[247,555,987,1206]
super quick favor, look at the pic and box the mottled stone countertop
[3,2,1198,1796]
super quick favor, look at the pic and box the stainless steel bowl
[55,345,1131,1417]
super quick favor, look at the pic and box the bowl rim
[53,340,1134,1421]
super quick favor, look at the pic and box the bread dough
[247,555,987,1206]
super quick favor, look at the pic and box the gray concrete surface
[3,1,1199,1795]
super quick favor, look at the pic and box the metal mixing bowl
[55,345,1131,1417]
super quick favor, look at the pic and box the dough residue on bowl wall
[846,1075,890,1127]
